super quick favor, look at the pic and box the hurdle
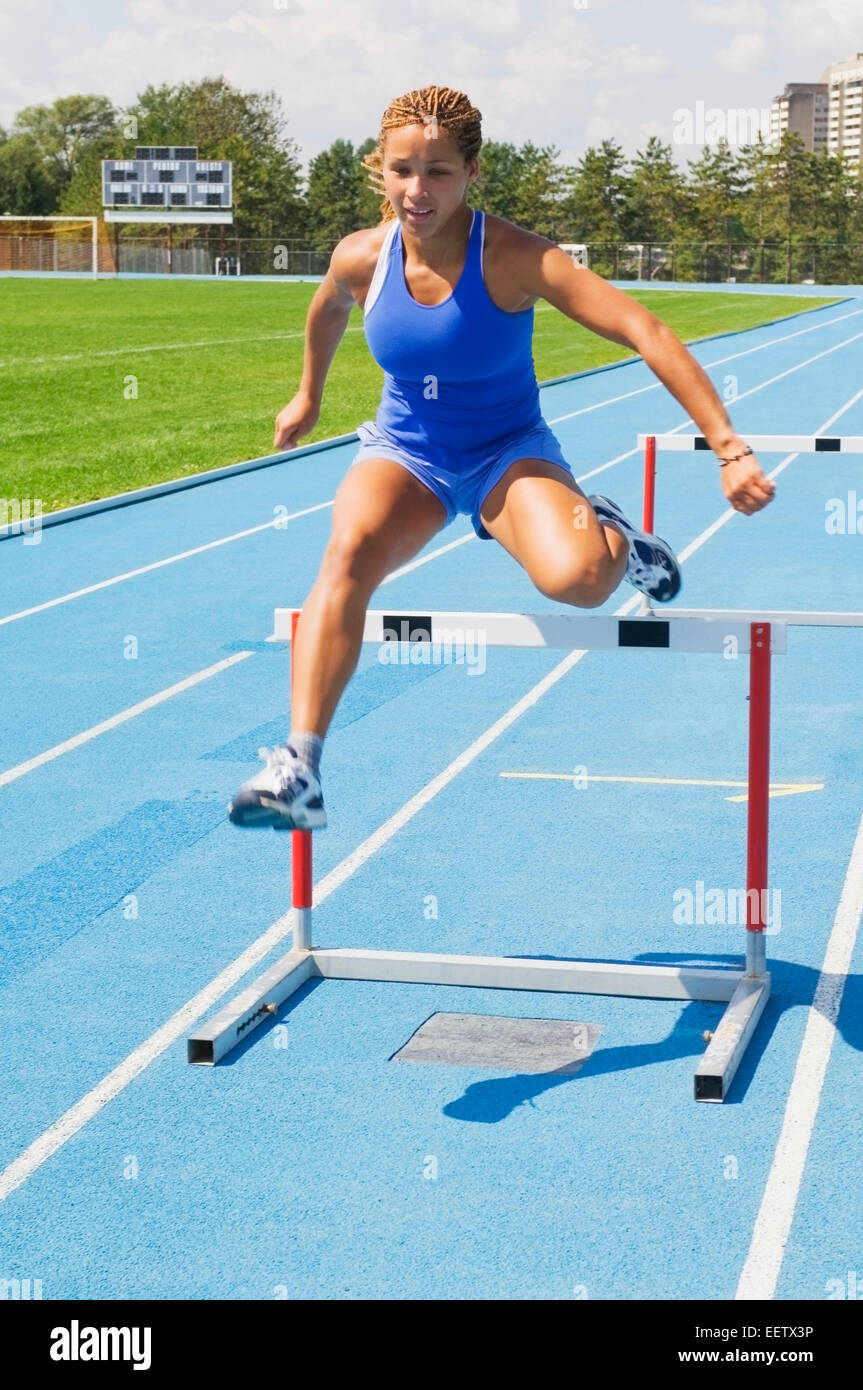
[189,608,792,1101]
[638,432,863,534]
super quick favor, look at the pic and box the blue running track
[1,289,862,1301]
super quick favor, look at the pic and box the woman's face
[381,123,478,237]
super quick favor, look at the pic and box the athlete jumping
[229,85,775,831]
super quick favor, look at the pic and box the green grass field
[0,277,841,513]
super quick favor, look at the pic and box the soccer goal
[0,216,103,278]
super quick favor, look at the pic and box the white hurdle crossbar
[637,429,863,551]
[637,434,863,454]
[188,609,821,1102]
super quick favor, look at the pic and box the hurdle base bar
[694,971,771,1102]
[188,947,745,1076]
[197,608,783,1098]
[187,946,316,1065]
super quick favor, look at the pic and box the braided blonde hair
[361,85,482,223]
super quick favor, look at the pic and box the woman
[229,85,775,831]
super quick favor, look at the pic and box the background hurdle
[639,431,863,535]
[189,610,788,1102]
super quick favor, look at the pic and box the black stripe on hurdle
[815,438,840,451]
[618,620,670,648]
[382,614,433,642]
[693,437,710,450]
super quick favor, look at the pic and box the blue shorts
[350,418,574,540]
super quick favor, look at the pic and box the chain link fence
[6,228,861,284]
[111,236,332,276]
[566,241,863,284]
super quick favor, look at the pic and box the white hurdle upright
[189,608,792,1102]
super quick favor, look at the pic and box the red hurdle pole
[642,434,657,535]
[290,608,313,950]
[745,622,771,976]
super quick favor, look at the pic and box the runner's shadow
[440,952,862,1120]
[442,1000,706,1122]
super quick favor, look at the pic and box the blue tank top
[363,208,541,461]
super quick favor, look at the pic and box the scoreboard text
[102,147,232,212]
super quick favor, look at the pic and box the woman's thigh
[327,456,450,582]
[478,458,606,575]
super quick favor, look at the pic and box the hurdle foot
[694,972,770,1102]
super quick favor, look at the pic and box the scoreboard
[101,147,233,223]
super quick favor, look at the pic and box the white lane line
[0,319,859,1237]
[676,384,863,562]
[735,810,863,1301]
[3,371,860,796]
[5,390,854,1195]
[6,291,851,374]
[0,326,364,370]
[0,514,474,637]
[4,314,861,628]
[0,593,647,1204]
[1,430,798,1197]
[547,304,863,426]
[0,502,334,629]
[576,329,863,484]
[0,531,475,785]
[0,652,253,789]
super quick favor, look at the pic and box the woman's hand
[719,448,776,515]
[274,392,321,451]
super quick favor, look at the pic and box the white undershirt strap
[363,220,399,317]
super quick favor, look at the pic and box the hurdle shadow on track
[202,952,863,1113]
[442,954,863,1119]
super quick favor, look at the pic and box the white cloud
[782,0,863,40]
[716,32,769,74]
[0,0,858,171]
[689,2,768,27]
[606,44,672,77]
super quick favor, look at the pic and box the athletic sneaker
[228,744,327,830]
[589,494,682,602]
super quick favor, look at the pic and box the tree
[305,138,371,250]
[562,139,632,242]
[737,135,776,243]
[12,95,118,184]
[626,136,688,243]
[126,77,306,239]
[678,140,747,281]
[685,141,746,242]
[0,131,58,214]
[474,140,524,217]
[508,142,567,237]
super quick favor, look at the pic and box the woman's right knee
[319,527,393,592]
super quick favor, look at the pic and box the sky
[0,0,860,170]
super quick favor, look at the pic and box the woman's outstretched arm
[511,232,776,516]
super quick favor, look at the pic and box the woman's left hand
[719,451,776,515]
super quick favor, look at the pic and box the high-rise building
[822,53,863,165]
[769,83,829,152]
